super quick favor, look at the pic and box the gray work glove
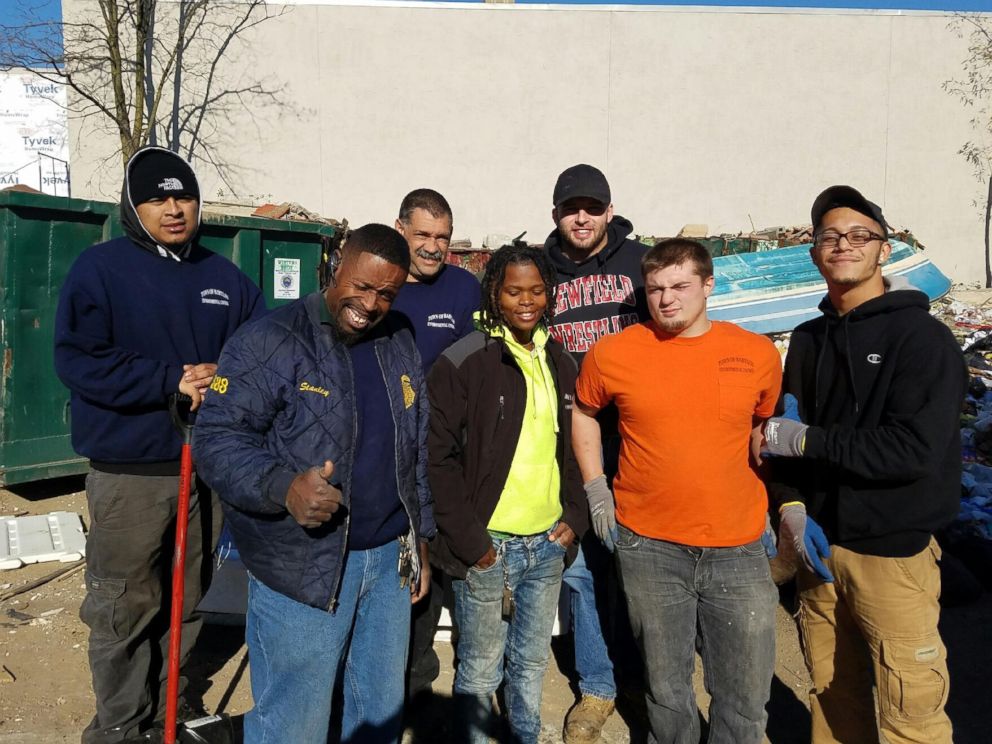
[584,474,617,553]
[762,393,809,458]
[778,503,834,582]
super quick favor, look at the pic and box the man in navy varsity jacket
[391,188,478,696]
[193,224,435,743]
[53,146,265,743]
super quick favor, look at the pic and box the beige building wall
[66,1,989,282]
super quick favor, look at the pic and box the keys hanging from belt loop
[398,535,413,589]
[501,562,515,622]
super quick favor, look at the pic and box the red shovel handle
[165,394,194,744]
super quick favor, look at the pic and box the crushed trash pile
[932,290,992,603]
[937,292,992,543]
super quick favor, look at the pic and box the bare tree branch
[1,0,289,184]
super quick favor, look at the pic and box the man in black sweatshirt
[763,186,966,744]
[54,147,264,743]
[544,164,647,744]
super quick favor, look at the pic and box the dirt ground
[2,478,991,744]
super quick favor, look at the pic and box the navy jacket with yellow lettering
[193,292,435,610]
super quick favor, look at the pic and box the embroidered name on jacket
[201,289,230,306]
[299,381,330,397]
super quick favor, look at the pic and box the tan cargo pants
[796,538,952,744]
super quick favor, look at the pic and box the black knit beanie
[128,149,200,206]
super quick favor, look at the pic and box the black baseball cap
[811,185,889,239]
[553,164,611,207]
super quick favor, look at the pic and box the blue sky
[514,1,992,7]
[1,0,990,17]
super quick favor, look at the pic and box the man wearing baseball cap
[762,185,966,743]
[544,164,648,743]
[55,146,265,742]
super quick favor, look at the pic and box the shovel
[122,394,236,744]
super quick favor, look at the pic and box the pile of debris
[929,289,992,603]
[249,201,346,228]
[937,291,992,539]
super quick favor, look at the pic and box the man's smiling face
[811,207,891,289]
[324,251,407,342]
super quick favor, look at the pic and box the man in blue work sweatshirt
[54,146,265,744]
[390,188,479,696]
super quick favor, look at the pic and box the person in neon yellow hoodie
[427,244,588,744]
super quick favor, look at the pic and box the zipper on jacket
[498,394,505,420]
[327,346,356,613]
[374,340,421,579]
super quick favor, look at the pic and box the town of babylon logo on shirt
[426,312,456,330]
[201,289,229,307]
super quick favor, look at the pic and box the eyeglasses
[813,229,885,250]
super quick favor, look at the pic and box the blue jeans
[244,540,410,744]
[615,525,777,744]
[453,528,566,744]
[561,533,617,700]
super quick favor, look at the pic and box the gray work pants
[80,469,220,743]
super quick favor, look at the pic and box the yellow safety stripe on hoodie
[485,323,562,535]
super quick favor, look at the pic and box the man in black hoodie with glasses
[54,146,265,743]
[545,164,647,744]
[762,186,966,744]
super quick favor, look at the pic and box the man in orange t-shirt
[572,238,782,744]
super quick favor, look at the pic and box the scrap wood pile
[249,201,347,229]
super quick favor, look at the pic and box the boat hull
[707,240,952,335]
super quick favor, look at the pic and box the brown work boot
[563,694,616,743]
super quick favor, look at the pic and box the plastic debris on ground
[0,512,87,570]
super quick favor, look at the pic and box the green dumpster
[0,189,338,486]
